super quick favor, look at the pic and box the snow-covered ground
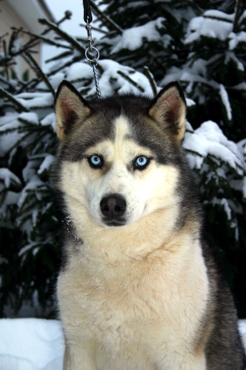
[0,319,64,370]
[0,319,245,370]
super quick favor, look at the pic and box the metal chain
[91,61,102,99]
[84,3,101,100]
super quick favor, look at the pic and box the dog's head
[54,81,186,228]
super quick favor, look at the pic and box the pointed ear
[148,82,186,146]
[54,80,91,140]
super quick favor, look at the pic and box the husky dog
[54,80,245,370]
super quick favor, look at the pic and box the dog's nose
[100,194,126,218]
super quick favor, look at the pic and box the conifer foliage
[0,0,245,317]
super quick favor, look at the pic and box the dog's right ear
[54,80,91,140]
[148,82,186,146]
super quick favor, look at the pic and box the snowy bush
[0,0,245,317]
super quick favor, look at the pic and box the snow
[38,155,55,175]
[40,113,56,133]
[23,160,41,183]
[219,84,232,121]
[19,242,43,257]
[18,113,39,125]
[237,139,246,198]
[243,177,246,199]
[0,112,19,126]
[185,11,233,44]
[161,63,220,98]
[0,115,20,132]
[239,320,246,350]
[38,73,65,91]
[0,319,64,370]
[225,52,244,72]
[183,120,244,174]
[17,176,45,209]
[203,10,234,22]
[66,62,93,82]
[229,31,246,50]
[0,191,20,217]
[239,10,246,25]
[185,98,195,107]
[15,93,54,110]
[211,197,232,220]
[111,18,165,53]
[97,60,153,97]
[0,117,23,156]
[0,168,21,188]
[0,318,245,370]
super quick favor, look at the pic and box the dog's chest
[58,243,208,351]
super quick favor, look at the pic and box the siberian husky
[54,80,245,369]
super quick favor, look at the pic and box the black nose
[100,194,126,218]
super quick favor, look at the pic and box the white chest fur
[58,231,209,370]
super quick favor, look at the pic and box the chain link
[85,18,101,99]
[91,63,102,100]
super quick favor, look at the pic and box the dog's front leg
[63,340,97,370]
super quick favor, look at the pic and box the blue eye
[134,156,150,170]
[88,155,103,168]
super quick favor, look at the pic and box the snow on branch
[38,18,85,55]
[0,168,21,188]
[185,11,234,44]
[0,88,29,112]
[184,120,243,175]
[219,84,232,121]
[111,18,165,53]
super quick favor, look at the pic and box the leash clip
[85,19,93,51]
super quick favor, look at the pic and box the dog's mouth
[102,217,127,227]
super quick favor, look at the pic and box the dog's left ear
[148,82,186,146]
[54,80,91,140]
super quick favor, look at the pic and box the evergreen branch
[17,124,54,134]
[90,1,123,34]
[184,149,203,157]
[19,132,55,157]
[38,18,85,54]
[0,127,21,135]
[5,27,40,59]
[8,29,17,56]
[18,189,51,215]
[117,70,145,92]
[21,30,72,50]
[56,10,73,25]
[18,242,41,257]
[23,52,55,97]
[46,54,84,78]
[206,153,244,175]
[0,32,8,41]
[203,14,232,23]
[0,88,29,112]
[233,0,243,32]
[14,12,72,54]
[45,51,72,63]
[79,24,107,34]
[143,66,157,96]
[2,40,10,80]
[16,61,58,92]
[17,77,40,94]
[0,190,8,209]
[0,75,15,90]
[18,117,39,126]
[4,131,33,156]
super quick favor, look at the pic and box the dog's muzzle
[100,194,127,226]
